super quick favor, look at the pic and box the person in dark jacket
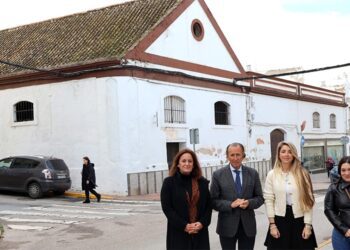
[211,143,264,250]
[325,156,350,250]
[81,156,101,203]
[161,149,212,250]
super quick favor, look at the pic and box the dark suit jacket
[210,165,264,238]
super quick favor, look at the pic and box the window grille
[215,101,230,125]
[164,96,186,124]
[14,101,34,122]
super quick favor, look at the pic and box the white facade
[0,75,346,194]
[0,0,347,194]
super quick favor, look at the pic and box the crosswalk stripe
[25,207,134,216]
[51,204,132,212]
[0,210,108,220]
[7,224,52,231]
[0,216,80,225]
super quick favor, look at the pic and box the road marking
[7,224,52,231]
[51,204,132,211]
[316,238,331,249]
[25,207,134,216]
[0,210,108,220]
[0,216,81,225]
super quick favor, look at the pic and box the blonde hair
[273,141,315,211]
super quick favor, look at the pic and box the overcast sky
[1,0,350,86]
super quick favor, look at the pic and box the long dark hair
[338,156,350,181]
[169,149,202,179]
[83,156,90,165]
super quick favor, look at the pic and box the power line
[0,59,65,77]
[234,62,350,82]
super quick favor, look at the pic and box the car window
[11,158,40,169]
[0,158,14,169]
[46,159,68,171]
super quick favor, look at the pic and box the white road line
[0,210,108,219]
[51,204,131,212]
[0,216,81,225]
[7,224,52,231]
[25,207,134,216]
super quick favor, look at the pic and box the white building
[0,0,347,195]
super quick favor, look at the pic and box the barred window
[164,96,186,124]
[312,112,320,128]
[330,114,336,129]
[215,101,230,125]
[14,101,34,122]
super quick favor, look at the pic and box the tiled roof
[0,0,181,77]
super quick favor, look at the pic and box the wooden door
[166,143,180,169]
[270,129,285,167]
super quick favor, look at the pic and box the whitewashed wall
[247,93,347,160]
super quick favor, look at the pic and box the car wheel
[27,182,43,199]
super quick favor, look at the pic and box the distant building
[0,0,347,195]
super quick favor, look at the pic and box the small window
[11,158,40,169]
[215,101,230,125]
[191,19,204,41]
[47,159,69,171]
[330,114,336,129]
[164,96,186,124]
[14,101,34,122]
[313,112,320,128]
[0,158,14,169]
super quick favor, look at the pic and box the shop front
[302,139,344,172]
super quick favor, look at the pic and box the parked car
[0,156,71,198]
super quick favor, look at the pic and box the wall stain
[257,138,265,145]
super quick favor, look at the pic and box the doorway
[270,129,285,167]
[166,143,180,169]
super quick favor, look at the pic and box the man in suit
[210,143,264,250]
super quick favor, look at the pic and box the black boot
[97,194,101,202]
[83,199,90,204]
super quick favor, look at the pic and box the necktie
[234,170,242,196]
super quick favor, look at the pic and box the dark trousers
[220,221,255,250]
[84,188,99,200]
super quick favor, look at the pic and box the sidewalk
[65,172,331,202]
[310,171,331,194]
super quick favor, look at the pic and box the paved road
[0,191,333,250]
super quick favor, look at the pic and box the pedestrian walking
[81,156,101,203]
[325,156,335,178]
[210,143,264,250]
[0,223,4,239]
[264,141,317,250]
[161,149,212,250]
[324,156,350,250]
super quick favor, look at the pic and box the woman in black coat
[82,156,101,203]
[161,149,212,250]
[324,156,350,250]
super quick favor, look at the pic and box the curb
[64,192,114,200]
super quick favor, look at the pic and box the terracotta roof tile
[0,0,181,77]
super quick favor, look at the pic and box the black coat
[81,163,96,190]
[325,180,350,234]
[161,173,212,250]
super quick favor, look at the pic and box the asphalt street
[0,188,333,250]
